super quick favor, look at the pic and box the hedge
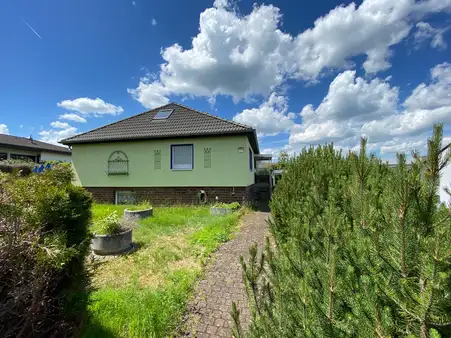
[0,164,93,337]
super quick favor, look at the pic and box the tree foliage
[235,124,451,338]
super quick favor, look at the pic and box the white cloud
[50,121,71,129]
[0,124,9,135]
[404,62,451,110]
[151,18,157,26]
[59,113,87,123]
[132,1,136,7]
[307,70,398,122]
[39,123,77,145]
[129,0,451,107]
[289,70,398,143]
[57,97,123,116]
[127,78,170,109]
[233,93,295,136]
[288,62,451,156]
[414,22,449,49]
[363,62,451,139]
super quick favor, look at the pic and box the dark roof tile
[0,134,71,154]
[61,103,259,152]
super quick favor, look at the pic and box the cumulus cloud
[414,22,449,49]
[57,97,123,116]
[0,124,9,135]
[50,121,71,129]
[39,122,77,145]
[59,113,87,123]
[129,0,451,107]
[127,78,170,109]
[151,18,157,26]
[363,62,451,139]
[288,62,451,155]
[233,93,295,136]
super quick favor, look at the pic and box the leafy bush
[93,211,137,235]
[0,164,93,337]
[235,124,451,338]
[0,160,33,176]
[93,211,122,235]
[213,202,240,210]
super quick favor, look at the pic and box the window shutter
[154,150,161,169]
[204,148,211,168]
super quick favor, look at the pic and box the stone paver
[179,212,269,337]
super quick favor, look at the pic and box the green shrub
[93,211,122,235]
[235,124,451,338]
[0,160,34,176]
[213,202,240,209]
[0,164,93,337]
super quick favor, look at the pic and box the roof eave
[62,129,260,153]
[0,142,71,155]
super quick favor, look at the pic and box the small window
[204,148,211,168]
[249,148,253,171]
[171,144,193,170]
[115,191,137,205]
[0,153,7,161]
[154,109,173,120]
[154,150,161,169]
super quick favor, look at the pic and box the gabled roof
[61,103,259,153]
[0,134,71,155]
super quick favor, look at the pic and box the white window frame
[171,144,194,170]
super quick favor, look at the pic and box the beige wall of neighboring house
[40,151,72,162]
[440,163,451,204]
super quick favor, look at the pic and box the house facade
[62,103,259,205]
[0,134,71,163]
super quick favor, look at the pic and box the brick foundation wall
[85,186,249,205]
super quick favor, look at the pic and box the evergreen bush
[234,124,451,338]
[0,165,93,337]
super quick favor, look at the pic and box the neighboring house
[0,134,71,163]
[61,103,259,205]
[440,143,451,205]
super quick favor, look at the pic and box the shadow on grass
[81,320,117,338]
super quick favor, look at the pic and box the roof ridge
[61,103,174,143]
[169,102,254,131]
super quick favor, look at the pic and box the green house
[61,103,260,205]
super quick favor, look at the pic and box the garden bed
[210,202,240,215]
[91,228,133,255]
[124,207,153,219]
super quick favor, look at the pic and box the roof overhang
[62,130,261,154]
[255,154,272,161]
[0,142,71,155]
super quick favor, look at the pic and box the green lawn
[82,204,244,338]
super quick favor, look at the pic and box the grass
[82,204,244,338]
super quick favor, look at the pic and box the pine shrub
[0,165,93,337]
[235,124,451,338]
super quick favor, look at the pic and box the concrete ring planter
[210,207,238,216]
[124,207,153,220]
[91,228,133,255]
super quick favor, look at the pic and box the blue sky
[1,0,450,159]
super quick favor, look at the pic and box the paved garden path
[180,211,270,338]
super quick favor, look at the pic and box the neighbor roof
[61,103,259,153]
[0,134,71,155]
